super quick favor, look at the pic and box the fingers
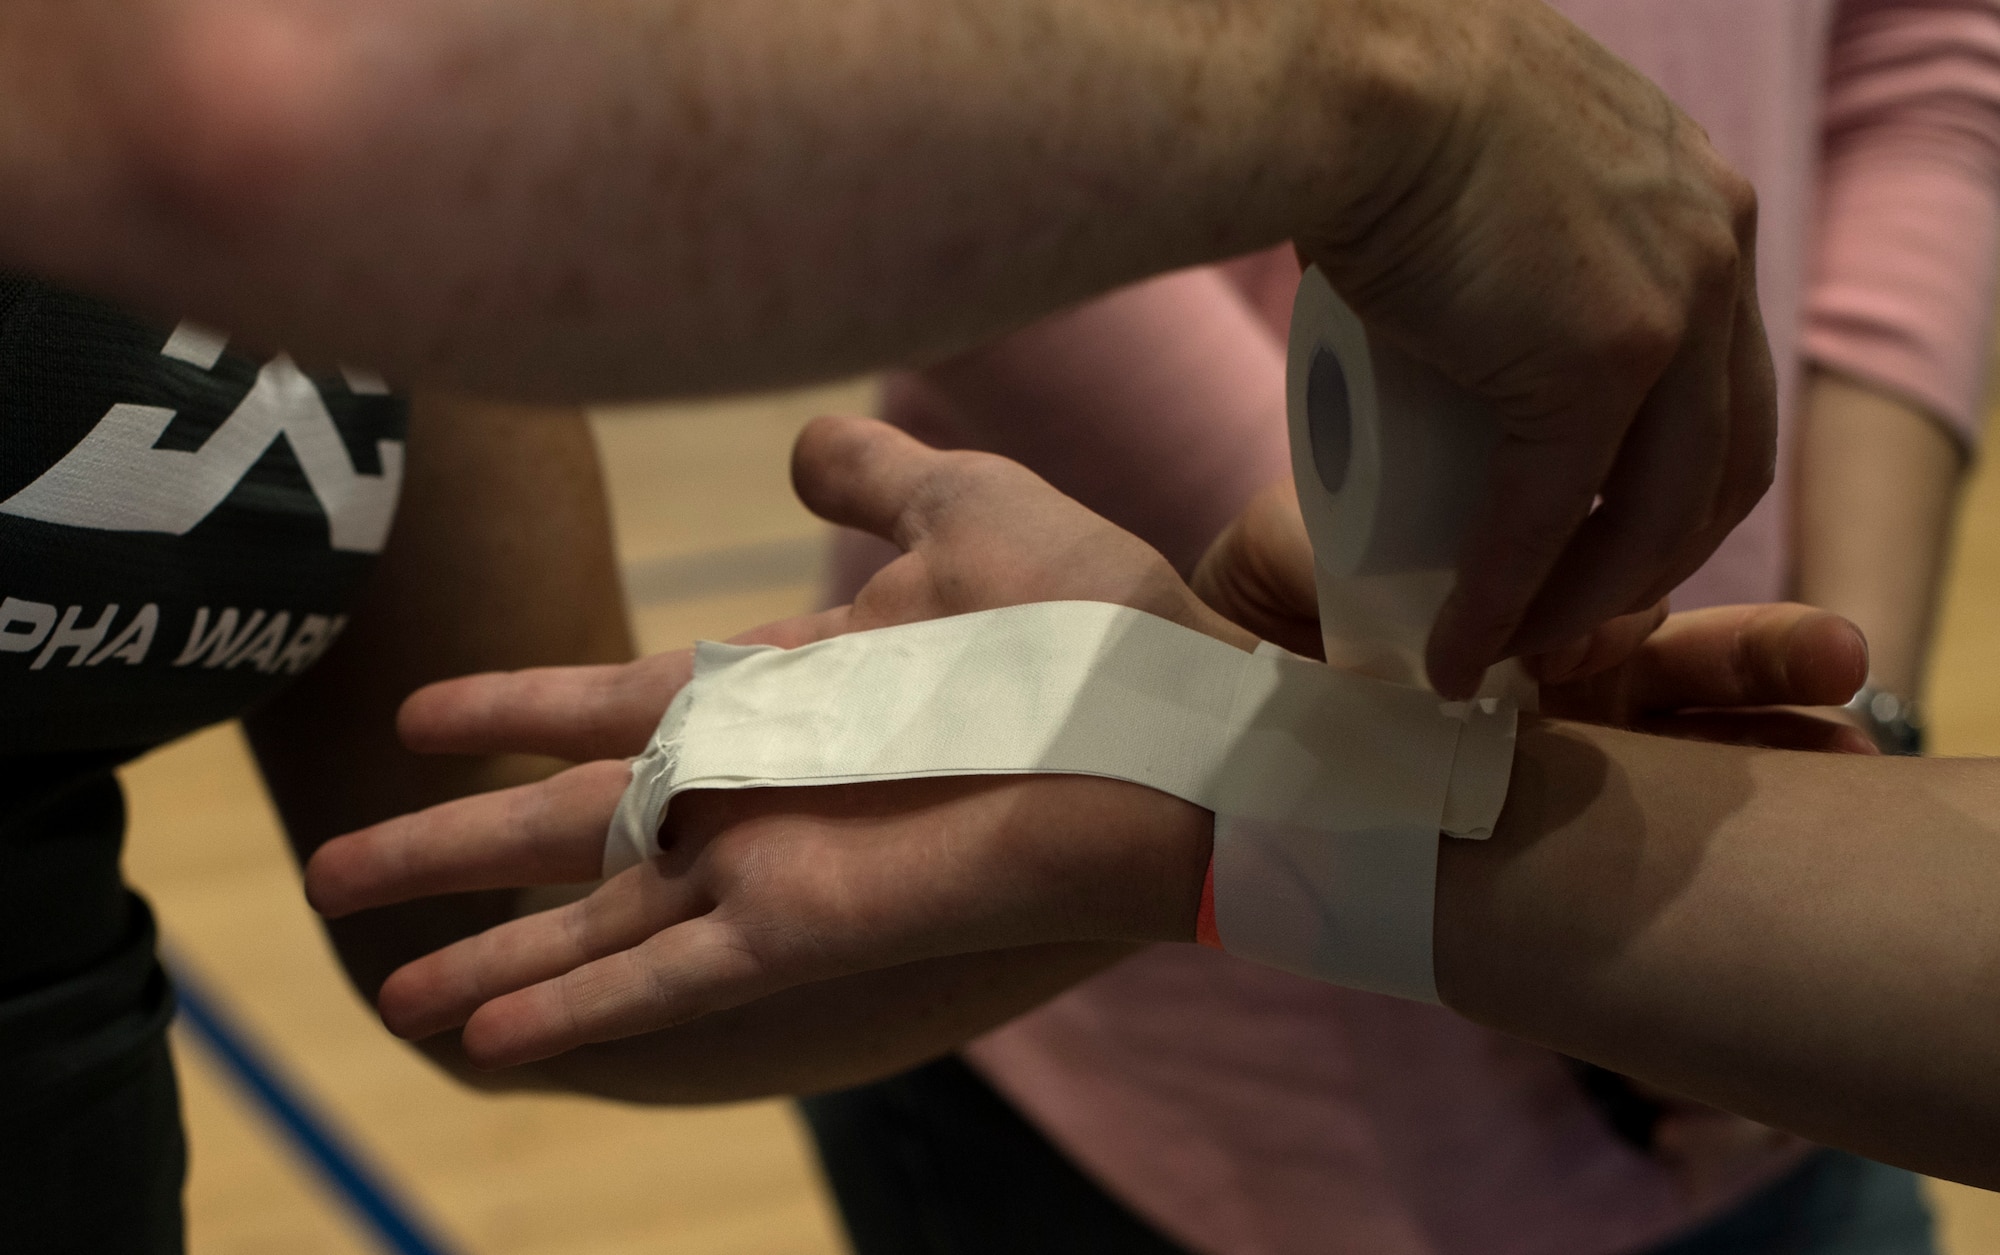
[1526,601,1669,686]
[375,864,711,1043]
[792,413,950,548]
[1628,603,1869,713]
[1519,316,1730,646]
[1493,250,1741,670]
[1613,232,1776,620]
[793,413,1067,556]
[305,759,629,918]
[1421,140,1772,698]
[399,652,693,760]
[1429,279,1764,697]
[1716,200,1779,552]
[456,919,774,1067]
[398,610,851,760]
[1423,422,1607,698]
[1633,260,1776,613]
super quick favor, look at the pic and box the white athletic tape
[1285,267,1536,708]
[1194,267,1529,999]
[601,267,1525,1004]
[606,602,1514,1001]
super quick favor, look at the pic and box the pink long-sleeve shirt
[858,4,2000,1252]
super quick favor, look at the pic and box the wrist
[1091,787,1215,945]
[1149,0,1471,264]
[1432,717,1608,1021]
[1134,798,1216,945]
[1276,0,1493,258]
[1000,773,1214,948]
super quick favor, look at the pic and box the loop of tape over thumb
[600,266,1529,1007]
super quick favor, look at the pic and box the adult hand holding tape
[304,414,1865,1075]
[304,272,1539,1061]
[592,271,1528,1006]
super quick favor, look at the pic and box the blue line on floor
[166,953,469,1255]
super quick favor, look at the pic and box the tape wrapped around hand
[602,266,1527,1004]
[1200,267,1533,999]
[605,602,1515,999]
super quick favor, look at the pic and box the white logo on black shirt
[0,323,403,553]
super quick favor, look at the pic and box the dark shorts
[0,894,185,1255]
[801,1056,1936,1255]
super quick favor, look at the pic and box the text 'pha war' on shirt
[0,598,346,675]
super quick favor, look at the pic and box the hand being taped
[308,432,1867,1072]
[307,415,1241,1068]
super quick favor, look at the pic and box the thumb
[1192,479,1323,658]
[792,413,948,547]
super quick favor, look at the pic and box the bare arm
[1437,721,2000,1188]
[0,0,1727,402]
[540,703,2000,1164]
[4,0,1775,685]
[308,419,2000,1179]
[1790,0,2000,701]
[0,0,1784,690]
[0,0,1436,395]
[1792,368,1967,698]
[1209,476,2000,1176]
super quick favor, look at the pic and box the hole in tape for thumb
[1306,345,1353,495]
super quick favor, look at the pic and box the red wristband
[1194,858,1222,950]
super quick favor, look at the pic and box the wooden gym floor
[120,379,2000,1253]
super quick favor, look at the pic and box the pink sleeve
[1804,0,2000,448]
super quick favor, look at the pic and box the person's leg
[2,1033,188,1255]
[801,1056,1196,1255]
[0,894,186,1255]
[1639,1150,1936,1255]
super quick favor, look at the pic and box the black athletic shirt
[0,272,403,1081]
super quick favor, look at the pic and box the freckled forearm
[1,0,1442,396]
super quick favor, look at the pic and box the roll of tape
[597,265,1528,1006]
[1286,266,1533,706]
[1203,267,1533,1001]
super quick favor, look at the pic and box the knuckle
[1592,307,1685,379]
[903,449,1038,544]
[636,956,689,1026]
[557,897,601,959]
[1683,126,1758,238]
[931,448,1022,500]
[1693,217,1743,283]
[1720,169,1759,235]
[1717,445,1777,523]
